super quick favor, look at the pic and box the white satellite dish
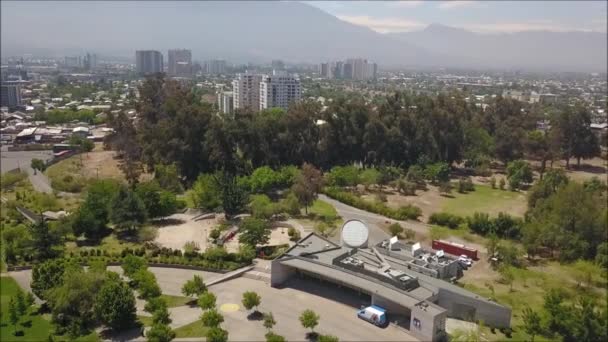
[341,220,369,248]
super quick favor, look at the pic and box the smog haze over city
[2,0,607,71]
[0,2,607,342]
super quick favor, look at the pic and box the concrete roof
[280,257,424,309]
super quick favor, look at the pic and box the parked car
[458,255,472,267]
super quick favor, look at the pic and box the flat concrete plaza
[210,277,416,341]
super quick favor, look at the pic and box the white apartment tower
[217,91,234,115]
[232,73,264,110]
[259,72,301,110]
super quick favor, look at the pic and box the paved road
[1,147,54,193]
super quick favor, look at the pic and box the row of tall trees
[107,75,603,186]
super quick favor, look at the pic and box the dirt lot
[154,213,220,251]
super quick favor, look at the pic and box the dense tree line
[108,75,602,186]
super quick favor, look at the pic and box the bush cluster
[323,187,421,220]
[428,212,464,229]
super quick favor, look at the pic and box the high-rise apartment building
[259,72,301,110]
[323,59,377,80]
[136,50,164,75]
[217,91,234,115]
[206,60,226,74]
[84,53,97,70]
[320,63,333,78]
[1,83,22,109]
[168,49,192,77]
[232,73,263,110]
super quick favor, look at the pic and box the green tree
[388,223,403,237]
[71,179,119,240]
[15,289,27,316]
[132,270,161,299]
[499,178,506,190]
[239,218,271,247]
[198,291,217,310]
[29,219,60,260]
[25,292,35,307]
[189,174,222,211]
[9,297,20,334]
[46,266,107,336]
[522,306,542,342]
[135,181,177,219]
[94,278,137,331]
[263,312,276,331]
[147,323,176,342]
[506,160,533,190]
[31,259,66,299]
[242,291,261,313]
[201,308,224,328]
[144,297,168,315]
[121,255,147,277]
[69,134,94,152]
[154,163,184,193]
[31,158,47,174]
[217,173,248,218]
[299,309,320,333]
[205,327,228,342]
[265,332,286,342]
[291,163,323,214]
[181,275,207,298]
[110,185,147,233]
[152,305,172,325]
[596,242,608,269]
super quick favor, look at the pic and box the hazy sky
[307,1,608,33]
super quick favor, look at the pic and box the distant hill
[1,2,605,72]
[0,1,437,67]
[387,24,607,72]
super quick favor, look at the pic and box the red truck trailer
[432,239,478,260]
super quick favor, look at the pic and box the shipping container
[432,240,478,260]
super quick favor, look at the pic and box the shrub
[438,181,453,195]
[388,223,403,237]
[428,212,463,229]
[323,187,421,221]
[326,166,360,187]
[490,176,497,189]
[288,227,301,242]
[375,192,387,203]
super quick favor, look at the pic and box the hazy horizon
[2,1,606,72]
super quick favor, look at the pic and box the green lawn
[65,234,142,255]
[1,276,98,342]
[160,294,193,308]
[442,184,526,218]
[307,199,339,221]
[173,320,208,338]
[428,225,485,245]
[460,262,607,341]
[137,315,153,327]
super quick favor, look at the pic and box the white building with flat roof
[259,73,301,110]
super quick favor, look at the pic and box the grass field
[161,294,193,308]
[460,261,607,341]
[0,276,98,341]
[137,315,153,327]
[307,199,340,221]
[0,276,54,341]
[173,320,208,338]
[441,185,526,218]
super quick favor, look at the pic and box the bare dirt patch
[154,213,221,251]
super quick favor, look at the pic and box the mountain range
[1,1,605,72]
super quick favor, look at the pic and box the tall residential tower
[135,50,164,75]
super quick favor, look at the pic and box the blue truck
[357,305,387,326]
